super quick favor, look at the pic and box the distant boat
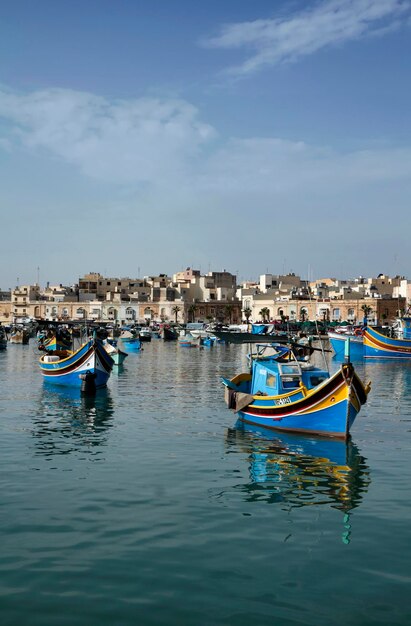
[39,329,72,352]
[119,330,141,345]
[162,325,179,341]
[9,326,30,344]
[178,332,198,347]
[328,330,364,359]
[364,320,411,358]
[213,329,290,344]
[221,345,370,439]
[39,338,114,388]
[138,328,152,342]
[200,336,215,347]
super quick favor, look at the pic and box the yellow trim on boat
[39,341,89,365]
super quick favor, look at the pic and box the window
[266,373,276,387]
[282,376,300,389]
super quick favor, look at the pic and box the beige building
[241,293,405,326]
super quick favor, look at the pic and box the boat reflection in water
[32,386,114,458]
[226,421,370,544]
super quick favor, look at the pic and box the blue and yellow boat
[40,333,72,352]
[364,319,411,358]
[221,346,370,439]
[39,338,114,388]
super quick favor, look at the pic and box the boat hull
[328,332,364,358]
[225,366,368,439]
[163,327,179,341]
[364,326,411,358]
[39,340,114,388]
[121,338,141,351]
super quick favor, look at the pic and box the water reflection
[32,386,114,458]
[226,422,371,543]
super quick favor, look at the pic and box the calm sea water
[1,339,410,625]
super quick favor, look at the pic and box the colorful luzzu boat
[221,346,370,439]
[364,320,411,358]
[328,330,364,359]
[39,338,114,388]
[40,333,72,352]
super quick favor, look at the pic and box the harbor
[2,0,411,623]
[1,335,411,625]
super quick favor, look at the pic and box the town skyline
[1,266,410,293]
[1,0,410,285]
[2,268,407,328]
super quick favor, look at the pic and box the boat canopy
[251,358,328,396]
[251,324,267,334]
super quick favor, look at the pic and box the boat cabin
[251,358,329,396]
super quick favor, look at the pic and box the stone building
[241,290,405,326]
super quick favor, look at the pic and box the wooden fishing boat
[119,330,141,347]
[138,328,152,342]
[328,330,364,359]
[9,326,30,344]
[200,336,215,347]
[178,332,199,347]
[119,332,142,352]
[221,345,370,439]
[364,323,411,358]
[162,325,179,341]
[39,338,114,388]
[39,329,72,352]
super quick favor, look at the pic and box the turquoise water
[1,341,410,625]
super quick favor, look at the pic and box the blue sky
[1,0,410,288]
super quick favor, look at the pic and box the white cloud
[0,85,410,207]
[0,87,216,184]
[203,0,410,75]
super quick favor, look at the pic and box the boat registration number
[275,397,292,406]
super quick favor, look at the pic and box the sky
[0,0,410,288]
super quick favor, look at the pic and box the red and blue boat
[39,330,72,352]
[39,338,114,388]
[221,346,370,440]
[364,320,411,358]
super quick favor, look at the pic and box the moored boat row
[328,317,411,359]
